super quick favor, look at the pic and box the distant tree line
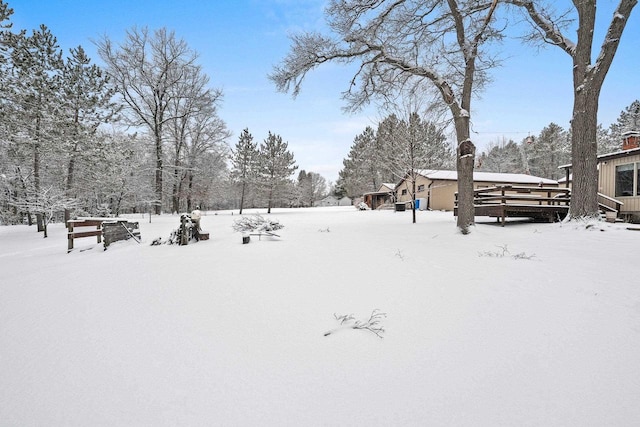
[336,112,454,199]
[476,100,640,178]
[0,0,324,228]
[229,128,329,214]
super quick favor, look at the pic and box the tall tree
[258,132,297,214]
[10,25,63,196]
[338,126,381,198]
[165,62,226,213]
[297,170,327,207]
[60,45,118,193]
[378,112,450,223]
[271,0,502,233]
[507,0,637,218]
[230,128,259,214]
[97,27,206,214]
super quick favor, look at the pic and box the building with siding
[395,170,557,211]
[561,130,640,219]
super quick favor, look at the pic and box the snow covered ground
[1,207,639,426]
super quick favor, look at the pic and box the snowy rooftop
[413,169,558,185]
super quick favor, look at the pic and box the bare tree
[10,186,77,238]
[506,0,637,218]
[378,111,450,223]
[270,0,501,233]
[165,63,226,213]
[97,27,204,214]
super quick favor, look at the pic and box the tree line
[0,1,328,229]
[477,100,640,179]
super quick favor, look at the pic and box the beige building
[561,130,640,218]
[395,170,558,211]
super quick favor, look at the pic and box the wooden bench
[67,219,104,252]
[67,217,140,252]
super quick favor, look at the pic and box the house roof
[362,183,396,196]
[559,147,640,169]
[407,169,557,185]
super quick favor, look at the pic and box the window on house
[637,163,640,196]
[401,189,407,195]
[615,163,634,197]
[417,184,425,192]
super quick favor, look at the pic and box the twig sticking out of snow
[324,309,387,339]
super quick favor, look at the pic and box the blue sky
[7,0,640,182]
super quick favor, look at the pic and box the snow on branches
[232,214,284,236]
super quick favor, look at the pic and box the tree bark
[569,87,600,218]
[453,115,475,233]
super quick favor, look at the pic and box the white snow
[415,169,558,185]
[1,207,639,426]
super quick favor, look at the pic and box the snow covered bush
[232,214,284,235]
[356,202,370,210]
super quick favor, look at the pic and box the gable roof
[407,169,557,185]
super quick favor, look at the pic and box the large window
[615,163,636,197]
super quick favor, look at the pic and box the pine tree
[257,132,297,213]
[230,128,259,214]
[60,45,118,194]
[379,112,449,223]
[609,100,640,148]
[477,138,523,174]
[10,25,63,196]
[525,123,570,180]
[338,126,380,198]
[296,170,327,207]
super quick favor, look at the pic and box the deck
[454,185,571,226]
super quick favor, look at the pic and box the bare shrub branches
[478,244,536,260]
[324,309,387,339]
[232,214,284,235]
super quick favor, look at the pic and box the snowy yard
[1,207,639,426]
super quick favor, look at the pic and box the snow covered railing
[455,185,571,226]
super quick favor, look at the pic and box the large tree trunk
[569,88,600,218]
[453,115,475,234]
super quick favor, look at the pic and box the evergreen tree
[230,128,259,214]
[338,126,380,198]
[257,132,297,213]
[379,112,449,223]
[60,45,118,193]
[596,124,618,155]
[296,170,327,207]
[609,100,640,148]
[525,123,570,180]
[477,138,523,174]
[9,25,63,196]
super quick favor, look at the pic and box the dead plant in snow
[324,309,386,339]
